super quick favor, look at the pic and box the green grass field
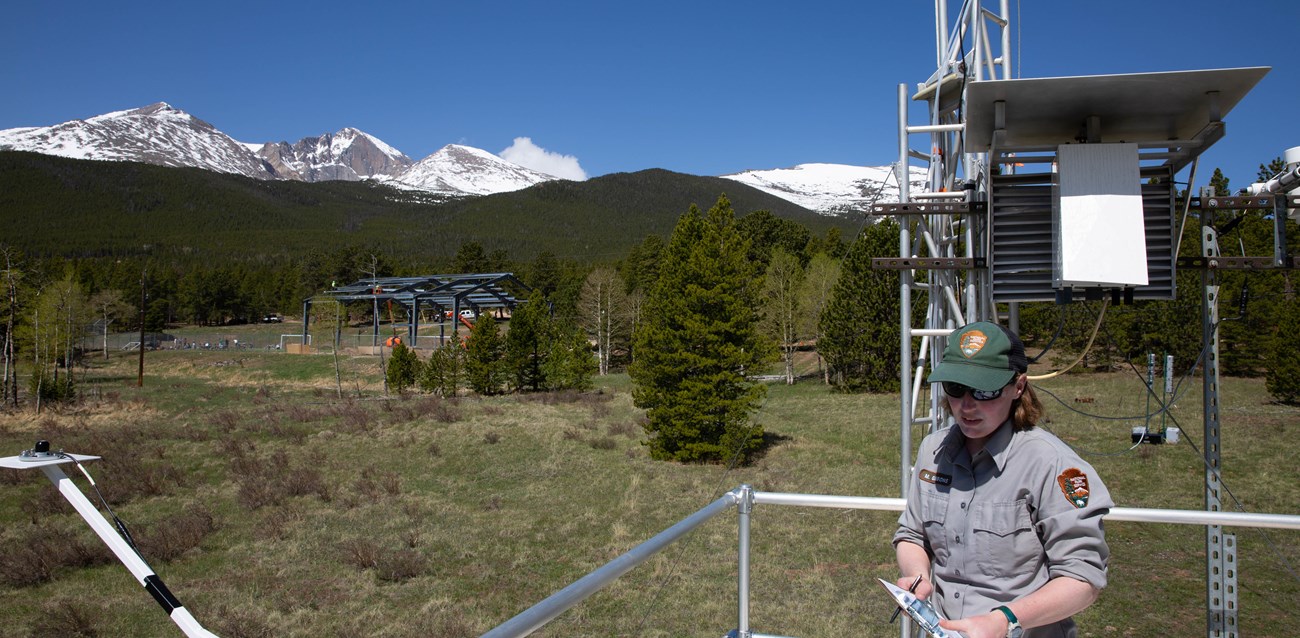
[0,348,1297,637]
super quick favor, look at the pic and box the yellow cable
[1027,298,1109,381]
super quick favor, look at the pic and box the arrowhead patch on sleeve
[1057,468,1091,508]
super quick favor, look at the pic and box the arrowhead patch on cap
[959,330,989,358]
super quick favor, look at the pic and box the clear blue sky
[2,0,1296,189]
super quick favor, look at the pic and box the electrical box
[1053,143,1149,289]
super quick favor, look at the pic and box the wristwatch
[995,605,1023,638]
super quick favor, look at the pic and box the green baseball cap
[927,321,1028,391]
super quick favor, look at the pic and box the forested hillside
[0,151,850,263]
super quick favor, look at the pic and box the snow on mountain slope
[387,144,560,195]
[255,127,413,182]
[1,104,929,206]
[721,163,929,214]
[0,103,277,180]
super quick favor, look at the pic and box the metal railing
[481,486,1300,638]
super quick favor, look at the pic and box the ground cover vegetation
[0,348,1296,636]
[0,154,1297,633]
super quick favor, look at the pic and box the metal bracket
[872,257,986,270]
[872,202,987,215]
[1177,256,1299,270]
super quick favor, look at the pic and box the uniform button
[954,592,961,599]
[955,536,962,544]
[960,502,966,509]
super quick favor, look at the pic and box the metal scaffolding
[880,3,1283,637]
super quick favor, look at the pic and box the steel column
[737,485,754,638]
[1200,201,1236,638]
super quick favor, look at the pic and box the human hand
[895,574,933,600]
[939,610,1008,638]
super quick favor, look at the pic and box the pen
[890,575,924,623]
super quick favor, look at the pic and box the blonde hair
[1012,383,1045,431]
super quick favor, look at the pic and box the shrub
[420,343,463,397]
[385,343,420,394]
[137,506,218,562]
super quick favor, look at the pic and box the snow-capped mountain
[0,103,279,180]
[0,104,551,196]
[385,144,559,196]
[1,103,922,211]
[252,128,413,182]
[721,163,929,215]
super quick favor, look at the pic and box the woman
[893,321,1111,638]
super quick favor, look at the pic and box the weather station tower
[880,2,1294,637]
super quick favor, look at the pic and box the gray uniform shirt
[893,421,1112,638]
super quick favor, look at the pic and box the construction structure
[877,2,1294,637]
[301,272,530,348]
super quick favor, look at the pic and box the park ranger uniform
[893,419,1112,638]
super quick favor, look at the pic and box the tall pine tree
[630,195,770,463]
[465,313,505,395]
[818,220,902,392]
[504,293,547,392]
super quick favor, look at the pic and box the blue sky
[2,0,1297,189]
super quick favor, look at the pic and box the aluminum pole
[482,490,741,638]
[898,82,913,501]
[737,485,754,638]
[0,454,221,638]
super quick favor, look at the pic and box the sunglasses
[942,382,1005,401]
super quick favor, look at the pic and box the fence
[482,486,1300,638]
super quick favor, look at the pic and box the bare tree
[799,252,842,384]
[761,249,805,384]
[1,246,20,407]
[577,267,629,376]
[89,289,132,360]
[29,274,87,409]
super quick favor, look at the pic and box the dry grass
[0,350,1296,637]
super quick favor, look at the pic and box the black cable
[55,451,143,556]
[1027,303,1071,364]
[1034,308,1300,588]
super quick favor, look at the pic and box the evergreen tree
[737,210,811,268]
[1266,294,1300,404]
[630,195,770,463]
[454,241,489,273]
[465,313,505,395]
[527,251,561,298]
[818,220,902,392]
[542,320,596,392]
[620,234,664,294]
[504,294,547,392]
[420,340,463,397]
[385,342,420,394]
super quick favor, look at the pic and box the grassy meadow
[0,337,1297,637]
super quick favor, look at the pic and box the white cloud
[499,137,587,181]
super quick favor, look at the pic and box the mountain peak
[253,127,413,182]
[0,102,272,179]
[389,144,556,195]
[721,162,925,214]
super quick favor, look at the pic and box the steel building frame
[301,272,530,347]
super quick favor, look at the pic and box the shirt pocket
[972,499,1040,578]
[920,491,950,566]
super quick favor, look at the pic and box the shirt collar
[937,419,1015,471]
